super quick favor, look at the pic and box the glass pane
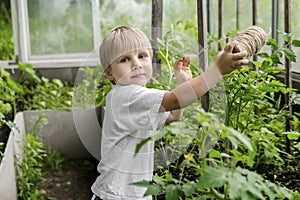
[27,0,94,55]
[291,1,300,73]
[99,0,152,37]
[163,0,197,39]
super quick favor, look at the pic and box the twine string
[232,25,267,58]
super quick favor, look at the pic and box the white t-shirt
[92,84,169,200]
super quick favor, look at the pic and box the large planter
[0,107,103,200]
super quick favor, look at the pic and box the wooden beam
[218,0,223,51]
[272,0,279,41]
[252,0,257,25]
[151,0,163,76]
[236,0,240,30]
[197,0,209,111]
[284,0,292,154]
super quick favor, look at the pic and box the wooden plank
[207,0,211,33]
[218,0,223,51]
[197,0,209,111]
[252,0,258,64]
[272,0,279,41]
[284,0,292,154]
[151,0,163,76]
[252,0,257,25]
[236,0,240,30]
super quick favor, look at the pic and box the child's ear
[105,68,114,81]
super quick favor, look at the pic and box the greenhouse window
[11,0,101,68]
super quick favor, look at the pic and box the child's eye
[120,57,129,63]
[138,53,148,59]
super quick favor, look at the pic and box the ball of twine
[232,25,267,58]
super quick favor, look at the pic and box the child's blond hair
[99,26,153,70]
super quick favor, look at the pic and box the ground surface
[38,158,99,200]
[36,158,300,200]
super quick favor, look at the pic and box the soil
[37,157,99,200]
[37,158,300,200]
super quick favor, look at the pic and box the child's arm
[161,40,248,115]
[165,57,192,123]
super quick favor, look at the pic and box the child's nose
[131,59,142,70]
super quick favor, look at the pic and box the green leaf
[182,184,196,197]
[165,173,176,184]
[131,180,162,196]
[284,47,296,62]
[165,184,181,200]
[252,61,262,68]
[294,143,300,151]
[270,53,282,64]
[134,137,151,156]
[292,39,300,47]
[283,33,292,43]
[283,131,300,140]
[0,67,10,77]
[130,180,151,187]
[52,79,63,88]
[227,127,253,151]
[25,67,41,83]
[153,175,166,186]
[18,62,32,71]
[257,52,269,58]
[266,38,278,50]
[292,40,300,47]
[209,149,221,159]
[144,185,162,196]
[262,66,283,73]
[195,166,228,188]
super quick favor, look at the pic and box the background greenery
[2,0,300,199]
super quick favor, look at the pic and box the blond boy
[91,26,248,200]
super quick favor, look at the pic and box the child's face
[108,49,152,86]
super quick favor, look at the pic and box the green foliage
[221,33,300,172]
[0,15,14,60]
[0,63,73,113]
[23,76,73,111]
[132,28,300,199]
[17,133,47,200]
[197,166,291,200]
[134,104,293,199]
[0,67,20,117]
[0,67,17,131]
[133,166,292,200]
[73,66,112,107]
[43,150,66,171]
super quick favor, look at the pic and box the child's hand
[174,56,193,84]
[215,40,249,75]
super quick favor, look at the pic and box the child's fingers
[182,56,191,67]
[232,58,248,69]
[224,40,238,53]
[232,50,248,60]
[174,60,183,71]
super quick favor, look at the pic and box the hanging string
[232,25,268,58]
